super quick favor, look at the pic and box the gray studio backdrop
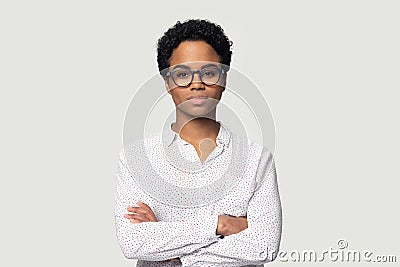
[0,1,399,266]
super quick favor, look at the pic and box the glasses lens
[200,67,221,86]
[172,69,192,87]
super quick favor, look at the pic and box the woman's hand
[125,201,180,263]
[217,215,248,236]
[124,200,158,223]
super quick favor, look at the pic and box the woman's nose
[190,73,204,90]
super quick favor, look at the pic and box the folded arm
[114,149,221,261]
[180,149,282,266]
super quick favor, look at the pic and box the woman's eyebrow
[172,64,191,70]
[200,63,220,69]
[172,63,220,70]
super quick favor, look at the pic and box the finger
[126,213,148,223]
[124,213,140,220]
[129,218,142,223]
[125,212,157,223]
[127,207,149,215]
[124,212,149,220]
[137,201,152,212]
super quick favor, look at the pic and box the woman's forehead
[169,40,221,65]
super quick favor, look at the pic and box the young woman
[115,19,282,266]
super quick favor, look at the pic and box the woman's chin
[178,105,217,118]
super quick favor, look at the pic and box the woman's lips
[187,96,208,105]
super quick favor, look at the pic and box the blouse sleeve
[114,148,221,262]
[179,149,282,266]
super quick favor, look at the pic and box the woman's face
[165,40,226,117]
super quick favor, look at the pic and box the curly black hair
[157,19,233,76]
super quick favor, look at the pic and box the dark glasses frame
[165,65,226,88]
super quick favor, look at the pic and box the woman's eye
[176,71,189,78]
[203,71,215,77]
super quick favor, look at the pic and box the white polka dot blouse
[114,121,282,266]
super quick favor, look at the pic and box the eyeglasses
[165,64,225,88]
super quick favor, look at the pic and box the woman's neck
[172,110,220,145]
